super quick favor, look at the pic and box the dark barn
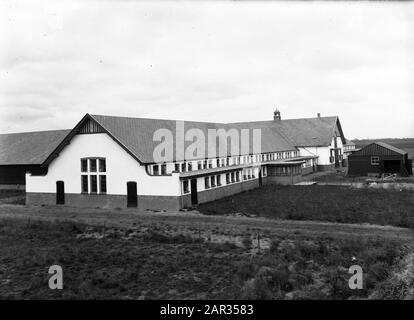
[0,130,70,188]
[347,142,412,177]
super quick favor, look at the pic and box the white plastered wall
[26,133,181,196]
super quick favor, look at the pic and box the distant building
[347,142,412,177]
[1,111,348,209]
[342,139,358,166]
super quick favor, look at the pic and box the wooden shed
[347,142,412,177]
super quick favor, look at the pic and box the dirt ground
[0,203,413,243]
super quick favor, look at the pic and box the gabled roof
[44,114,296,164]
[0,129,70,165]
[350,142,407,157]
[373,142,407,155]
[230,116,345,147]
[2,113,345,166]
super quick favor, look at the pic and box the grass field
[198,185,414,228]
[0,216,411,300]
[0,184,413,300]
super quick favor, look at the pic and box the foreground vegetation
[0,218,411,300]
[198,185,414,228]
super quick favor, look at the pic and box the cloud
[0,0,413,139]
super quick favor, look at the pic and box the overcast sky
[0,0,413,139]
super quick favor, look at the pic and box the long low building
[1,110,347,210]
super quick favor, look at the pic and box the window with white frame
[371,156,380,165]
[81,158,106,194]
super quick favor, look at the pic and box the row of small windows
[183,167,268,194]
[268,166,301,176]
[150,151,300,175]
[81,158,107,194]
[182,171,243,194]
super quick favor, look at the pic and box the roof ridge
[91,114,226,125]
[0,128,71,136]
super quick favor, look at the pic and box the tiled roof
[1,113,344,166]
[230,116,342,147]
[0,129,70,165]
[90,114,297,163]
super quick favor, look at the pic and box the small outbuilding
[347,142,412,177]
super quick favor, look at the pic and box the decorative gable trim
[78,118,105,134]
[41,114,142,167]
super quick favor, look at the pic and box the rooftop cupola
[273,108,281,121]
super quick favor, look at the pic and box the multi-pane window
[181,163,187,172]
[161,164,167,175]
[205,177,210,189]
[208,160,213,169]
[371,156,380,165]
[217,175,221,186]
[175,163,180,172]
[236,171,240,182]
[188,162,192,171]
[198,161,202,170]
[226,173,230,184]
[216,159,220,167]
[81,158,107,194]
[153,165,159,175]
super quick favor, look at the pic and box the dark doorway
[383,160,401,174]
[259,170,263,187]
[127,181,138,207]
[190,179,198,205]
[56,181,65,205]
